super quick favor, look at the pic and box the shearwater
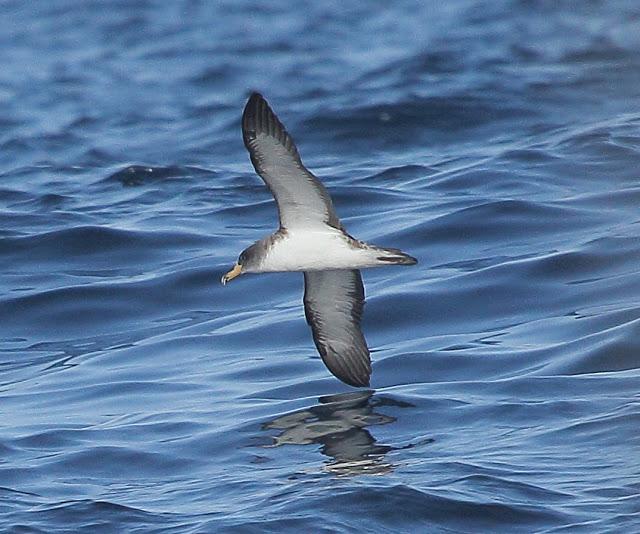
[222,93,417,387]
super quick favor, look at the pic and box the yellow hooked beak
[221,263,242,285]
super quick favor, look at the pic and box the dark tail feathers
[376,247,418,265]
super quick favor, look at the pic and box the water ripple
[1,0,639,532]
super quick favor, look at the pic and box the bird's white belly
[257,230,377,272]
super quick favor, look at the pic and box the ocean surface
[1,1,639,532]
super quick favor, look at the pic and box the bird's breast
[255,229,378,272]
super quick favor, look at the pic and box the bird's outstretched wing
[303,269,371,387]
[242,92,341,230]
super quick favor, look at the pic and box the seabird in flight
[222,93,417,387]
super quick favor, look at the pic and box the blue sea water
[1,1,639,532]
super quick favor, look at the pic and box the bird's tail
[375,246,418,265]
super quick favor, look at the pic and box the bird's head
[221,244,260,285]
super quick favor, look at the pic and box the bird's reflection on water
[262,391,417,476]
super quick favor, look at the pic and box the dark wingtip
[327,350,372,388]
[241,92,298,158]
[341,375,371,388]
[242,92,265,143]
[245,91,264,109]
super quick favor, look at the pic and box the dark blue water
[2,1,639,532]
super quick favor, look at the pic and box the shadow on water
[261,391,423,476]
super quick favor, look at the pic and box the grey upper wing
[242,93,341,230]
[303,269,371,387]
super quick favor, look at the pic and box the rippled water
[2,1,640,532]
